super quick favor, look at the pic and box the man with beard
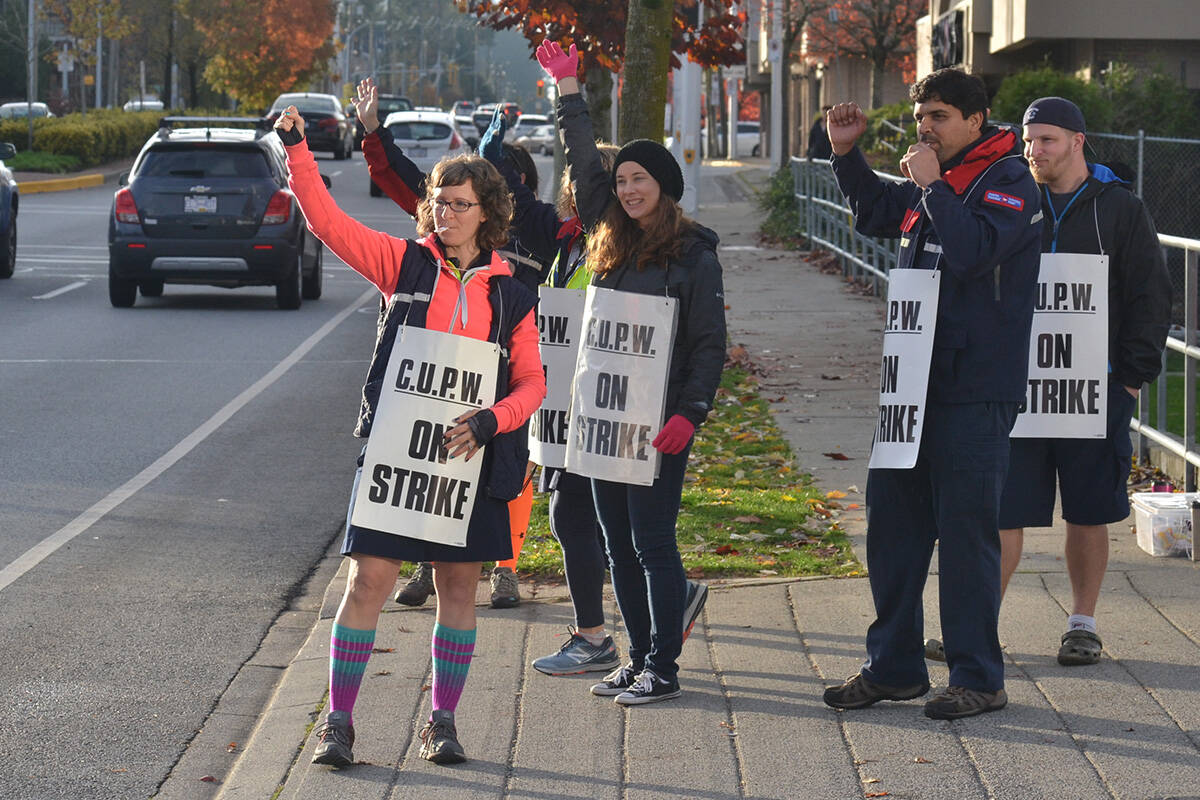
[820,68,1042,719]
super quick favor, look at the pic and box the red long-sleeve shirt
[284,139,545,433]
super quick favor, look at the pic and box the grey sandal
[1057,629,1102,666]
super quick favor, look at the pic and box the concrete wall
[990,0,1200,52]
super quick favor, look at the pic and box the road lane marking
[0,286,377,595]
[18,256,108,264]
[33,281,87,299]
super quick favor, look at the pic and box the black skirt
[342,466,513,563]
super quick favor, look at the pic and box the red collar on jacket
[941,129,1018,195]
[557,216,583,245]
[417,233,512,276]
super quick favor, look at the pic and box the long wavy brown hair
[586,189,691,274]
[416,155,513,254]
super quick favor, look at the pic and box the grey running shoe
[614,669,682,706]
[532,628,621,676]
[394,562,435,607]
[682,580,709,643]
[924,686,1008,719]
[311,710,355,767]
[489,566,520,609]
[822,673,930,710]
[590,662,640,696]
[418,710,467,764]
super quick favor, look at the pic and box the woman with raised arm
[273,106,545,766]
[536,41,726,705]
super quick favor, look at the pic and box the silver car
[370,109,469,195]
[515,124,555,155]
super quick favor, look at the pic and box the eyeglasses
[433,198,481,213]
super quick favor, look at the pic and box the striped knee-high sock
[329,623,375,721]
[431,623,476,714]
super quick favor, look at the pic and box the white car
[0,101,54,119]
[123,99,164,112]
[371,109,469,195]
[504,113,549,144]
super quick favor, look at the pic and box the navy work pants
[862,401,1018,693]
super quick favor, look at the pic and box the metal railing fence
[790,156,1199,490]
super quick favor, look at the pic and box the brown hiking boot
[923,685,1007,719]
[823,673,929,710]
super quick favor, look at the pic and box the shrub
[4,150,81,173]
[860,101,917,156]
[991,66,1113,130]
[1106,62,1200,137]
[757,168,801,242]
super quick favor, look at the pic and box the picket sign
[1011,252,1109,438]
[351,325,499,547]
[868,269,941,470]
[565,286,677,486]
[528,286,587,468]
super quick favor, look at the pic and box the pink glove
[536,40,579,81]
[652,414,695,455]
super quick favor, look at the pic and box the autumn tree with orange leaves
[805,0,924,109]
[184,0,336,110]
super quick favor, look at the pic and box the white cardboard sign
[528,286,587,468]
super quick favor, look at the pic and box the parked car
[348,93,412,149]
[0,141,17,279]
[472,102,519,135]
[456,116,480,149]
[107,118,326,309]
[266,92,353,159]
[122,99,164,112]
[505,113,549,145]
[369,109,469,197]
[736,121,762,157]
[451,100,476,118]
[0,101,53,119]
[514,124,555,155]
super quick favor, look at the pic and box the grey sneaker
[418,710,467,764]
[311,710,355,767]
[614,669,682,706]
[394,562,435,607]
[822,673,930,710]
[532,628,621,676]
[489,566,520,609]
[590,662,640,696]
[924,686,1008,719]
[682,580,708,642]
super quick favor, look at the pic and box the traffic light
[536,79,545,98]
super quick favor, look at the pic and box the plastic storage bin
[1130,492,1195,557]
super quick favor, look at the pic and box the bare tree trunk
[619,0,673,144]
[584,67,614,144]
[870,59,885,110]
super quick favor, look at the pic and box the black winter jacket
[832,127,1043,403]
[557,92,727,428]
[1037,164,1172,389]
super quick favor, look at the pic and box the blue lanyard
[1044,183,1087,253]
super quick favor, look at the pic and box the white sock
[580,630,608,647]
[1067,614,1097,634]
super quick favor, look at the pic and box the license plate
[184,195,217,214]
[407,147,427,158]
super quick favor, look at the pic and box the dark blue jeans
[863,401,1018,693]
[591,447,690,682]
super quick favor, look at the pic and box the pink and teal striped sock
[431,623,476,715]
[329,623,375,721]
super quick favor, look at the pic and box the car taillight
[262,190,291,225]
[114,188,139,224]
[449,130,463,150]
[318,118,339,130]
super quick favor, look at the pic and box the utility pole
[769,0,783,165]
[95,10,102,109]
[26,0,36,150]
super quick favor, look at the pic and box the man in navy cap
[1002,97,1171,665]
[820,68,1042,720]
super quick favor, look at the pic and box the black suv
[0,141,16,279]
[107,117,325,309]
[266,93,354,160]
[348,93,412,149]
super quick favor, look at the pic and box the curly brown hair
[586,190,691,274]
[416,155,514,253]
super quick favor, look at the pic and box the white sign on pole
[1011,252,1109,438]
[529,286,587,468]
[869,269,941,470]
[351,326,499,547]
[565,286,677,485]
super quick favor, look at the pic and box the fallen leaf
[823,452,851,460]
[109,768,128,773]
[1125,727,1135,732]
[913,756,932,763]
[226,742,238,753]
[863,778,880,784]
[714,544,740,555]
[826,490,848,499]
[200,776,218,783]
[374,670,392,676]
[758,569,778,575]
[719,721,735,729]
[732,515,763,523]
[865,793,889,798]
[820,374,843,380]
[846,503,861,510]
[372,647,394,653]
[421,683,431,692]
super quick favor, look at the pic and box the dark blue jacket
[832,127,1042,403]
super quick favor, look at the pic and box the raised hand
[535,40,578,82]
[826,102,867,156]
[352,77,380,134]
[478,105,507,163]
[273,105,306,144]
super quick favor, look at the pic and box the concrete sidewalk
[189,165,1200,800]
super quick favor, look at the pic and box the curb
[18,173,105,194]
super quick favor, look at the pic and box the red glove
[652,414,695,455]
[536,40,579,82]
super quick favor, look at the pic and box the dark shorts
[998,381,1137,528]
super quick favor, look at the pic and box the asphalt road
[0,150,431,798]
